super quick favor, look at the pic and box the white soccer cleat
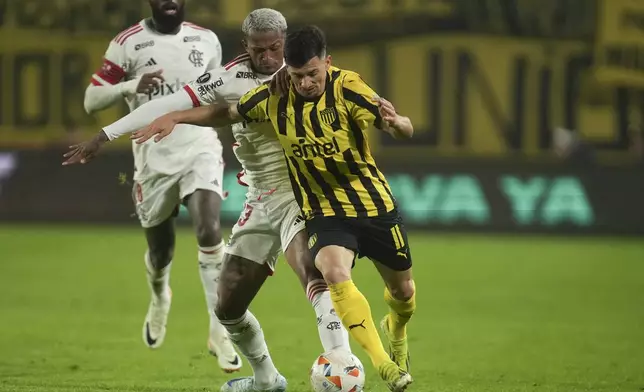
[220,374,287,392]
[142,287,172,349]
[208,330,243,373]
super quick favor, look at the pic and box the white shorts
[133,151,224,228]
[224,183,305,272]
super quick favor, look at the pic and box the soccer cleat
[208,337,243,373]
[380,315,410,372]
[220,374,287,392]
[208,315,242,373]
[142,287,172,349]
[378,361,413,392]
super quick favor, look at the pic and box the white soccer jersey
[183,54,288,190]
[91,20,223,179]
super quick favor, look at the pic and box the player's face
[244,31,285,75]
[149,0,185,30]
[287,55,331,99]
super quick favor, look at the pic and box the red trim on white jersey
[117,26,143,45]
[236,170,249,187]
[224,53,251,70]
[183,22,209,31]
[113,23,141,43]
[94,58,126,85]
[183,85,201,107]
[90,77,102,86]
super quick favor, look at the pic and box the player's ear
[325,55,332,70]
[241,38,248,50]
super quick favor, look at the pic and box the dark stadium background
[1,1,643,392]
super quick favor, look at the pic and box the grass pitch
[0,225,642,392]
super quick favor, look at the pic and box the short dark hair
[284,25,326,68]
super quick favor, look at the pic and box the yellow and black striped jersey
[236,66,396,219]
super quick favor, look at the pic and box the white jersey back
[183,55,288,190]
[92,19,223,178]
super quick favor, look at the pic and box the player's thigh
[264,193,319,287]
[224,198,282,274]
[217,252,270,320]
[184,189,223,246]
[133,175,181,230]
[356,209,413,280]
[178,151,225,202]
[306,216,358,284]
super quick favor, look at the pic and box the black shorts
[306,209,412,271]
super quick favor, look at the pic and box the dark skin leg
[215,254,270,321]
[184,190,223,247]
[283,231,323,290]
[215,230,323,322]
[144,217,176,284]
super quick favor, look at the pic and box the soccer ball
[309,350,365,392]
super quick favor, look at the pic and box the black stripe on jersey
[277,95,289,135]
[238,88,269,123]
[345,117,389,214]
[309,106,325,138]
[325,71,342,131]
[284,152,305,209]
[324,157,367,217]
[288,156,322,213]
[303,160,346,217]
[342,87,383,129]
[352,122,395,201]
[293,94,307,138]
[342,149,387,215]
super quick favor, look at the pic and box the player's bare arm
[132,103,241,144]
[374,97,413,140]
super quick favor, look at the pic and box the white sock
[198,242,227,340]
[307,279,352,352]
[145,251,171,299]
[221,311,279,388]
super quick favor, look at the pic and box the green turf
[0,225,642,392]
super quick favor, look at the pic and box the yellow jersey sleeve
[341,72,383,130]
[236,84,270,123]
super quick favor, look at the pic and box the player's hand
[269,67,290,96]
[62,131,109,165]
[136,70,165,94]
[131,112,179,144]
[374,96,400,128]
[373,96,413,139]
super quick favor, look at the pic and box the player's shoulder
[239,82,269,103]
[335,67,377,97]
[182,22,218,40]
[336,67,364,87]
[110,20,146,47]
[194,53,253,84]
[223,53,252,72]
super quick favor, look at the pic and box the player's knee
[388,278,415,302]
[214,258,247,321]
[314,246,354,284]
[315,258,351,284]
[148,246,174,267]
[195,219,222,246]
[299,252,323,284]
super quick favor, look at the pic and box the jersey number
[237,203,254,227]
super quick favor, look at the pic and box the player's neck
[146,17,182,35]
